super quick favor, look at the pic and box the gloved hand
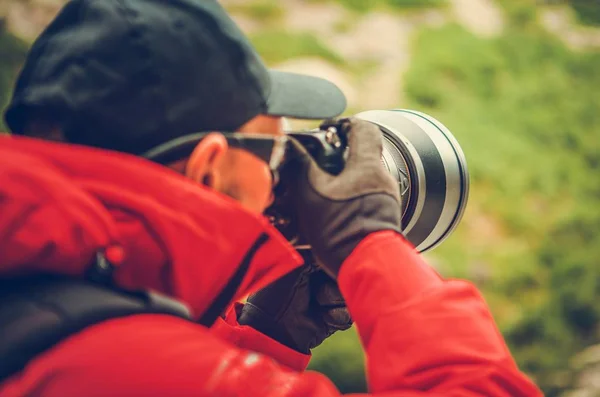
[288,118,403,276]
[238,250,352,354]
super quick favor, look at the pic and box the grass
[249,30,345,66]
[403,22,600,396]
[225,1,285,24]
[308,327,367,393]
[331,0,447,13]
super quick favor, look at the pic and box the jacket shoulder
[1,314,233,396]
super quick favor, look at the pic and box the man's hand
[238,251,352,354]
[288,118,403,276]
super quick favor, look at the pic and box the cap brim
[265,70,347,120]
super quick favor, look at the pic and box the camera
[266,109,470,253]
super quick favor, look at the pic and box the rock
[327,12,411,62]
[360,61,406,110]
[450,0,504,38]
[283,0,348,36]
[321,12,413,110]
[562,344,600,396]
[541,7,600,50]
[229,14,262,34]
[562,390,597,397]
[3,0,65,42]
[272,57,358,109]
[572,344,600,369]
[575,363,600,390]
[323,10,447,110]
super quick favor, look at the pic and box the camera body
[267,109,470,254]
[286,125,348,176]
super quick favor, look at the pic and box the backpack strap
[0,274,192,382]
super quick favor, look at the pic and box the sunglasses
[142,132,291,186]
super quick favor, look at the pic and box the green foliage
[404,22,600,395]
[0,21,27,130]
[383,0,448,10]
[568,0,600,26]
[226,1,284,24]
[249,30,345,66]
[308,328,367,393]
[320,0,447,14]
[333,0,375,13]
[499,0,600,28]
[496,0,539,29]
[505,209,600,395]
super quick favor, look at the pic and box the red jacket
[0,135,542,396]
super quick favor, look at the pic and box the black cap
[4,0,347,155]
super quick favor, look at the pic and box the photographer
[0,0,541,396]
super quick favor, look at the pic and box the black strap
[0,275,191,382]
[198,233,269,326]
[0,234,270,381]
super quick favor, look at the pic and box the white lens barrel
[355,109,470,253]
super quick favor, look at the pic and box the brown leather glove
[238,251,352,354]
[288,118,403,276]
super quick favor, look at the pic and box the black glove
[288,118,403,276]
[238,251,352,354]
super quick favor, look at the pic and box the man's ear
[186,133,228,190]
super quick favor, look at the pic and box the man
[0,0,542,395]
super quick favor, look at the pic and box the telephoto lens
[354,109,469,253]
[266,109,469,253]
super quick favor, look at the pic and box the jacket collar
[0,135,303,320]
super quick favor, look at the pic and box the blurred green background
[1,0,599,395]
